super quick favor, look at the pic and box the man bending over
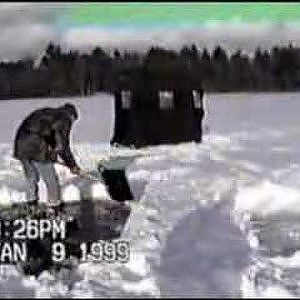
[14,103,82,209]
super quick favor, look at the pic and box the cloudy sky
[1,2,300,61]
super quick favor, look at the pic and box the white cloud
[0,3,62,60]
[0,3,300,60]
[61,22,300,56]
[0,24,57,61]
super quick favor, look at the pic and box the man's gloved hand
[70,166,83,175]
[49,148,58,163]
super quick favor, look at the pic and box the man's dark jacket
[14,106,78,169]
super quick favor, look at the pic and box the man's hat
[62,103,78,120]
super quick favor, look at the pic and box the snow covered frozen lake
[0,92,300,297]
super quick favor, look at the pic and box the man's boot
[27,199,38,206]
[46,201,66,218]
[24,199,39,216]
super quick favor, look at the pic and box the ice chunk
[234,180,300,217]
[62,184,80,202]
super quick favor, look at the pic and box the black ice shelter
[111,57,205,148]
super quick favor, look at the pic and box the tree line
[0,42,300,100]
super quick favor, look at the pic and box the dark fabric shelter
[111,63,205,148]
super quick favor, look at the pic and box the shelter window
[121,90,131,109]
[192,90,203,109]
[159,91,174,109]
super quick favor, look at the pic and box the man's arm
[54,121,79,171]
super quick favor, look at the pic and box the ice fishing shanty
[110,60,205,148]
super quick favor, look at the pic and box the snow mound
[234,180,300,217]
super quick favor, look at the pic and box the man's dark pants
[20,159,61,205]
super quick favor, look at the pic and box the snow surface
[0,92,299,297]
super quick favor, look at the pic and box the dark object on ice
[13,103,79,169]
[98,156,135,202]
[110,63,205,148]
